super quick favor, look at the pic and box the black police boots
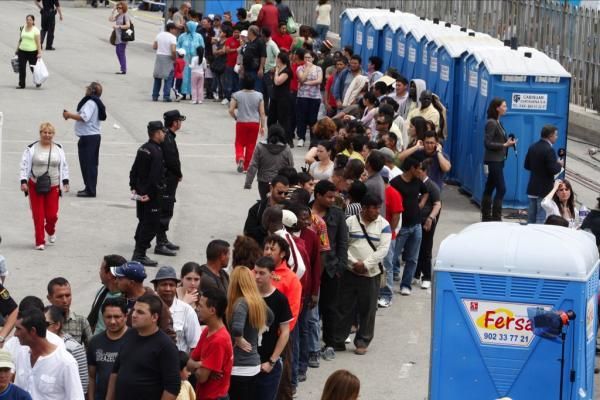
[156,232,180,252]
[481,195,493,222]
[491,199,503,222]
[132,250,158,267]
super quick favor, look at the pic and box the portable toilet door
[404,24,427,79]
[381,20,401,71]
[393,19,421,76]
[362,14,391,71]
[469,48,571,208]
[339,9,363,48]
[353,13,371,65]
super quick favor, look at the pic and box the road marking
[398,362,415,379]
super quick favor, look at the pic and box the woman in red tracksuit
[20,122,70,250]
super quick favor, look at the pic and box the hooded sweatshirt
[403,78,426,118]
[245,141,294,186]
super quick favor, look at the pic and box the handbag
[121,16,135,42]
[11,56,19,73]
[33,145,52,194]
[286,16,298,34]
[356,215,387,288]
[33,58,49,85]
[110,29,116,46]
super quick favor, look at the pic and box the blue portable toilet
[422,22,465,95]
[403,24,428,79]
[381,20,401,71]
[392,19,422,76]
[362,14,395,71]
[435,36,503,182]
[431,223,599,400]
[353,10,390,68]
[468,48,571,208]
[339,9,364,48]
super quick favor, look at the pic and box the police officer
[155,110,185,256]
[129,121,166,266]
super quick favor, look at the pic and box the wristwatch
[268,358,276,366]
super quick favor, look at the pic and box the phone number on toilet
[483,333,530,344]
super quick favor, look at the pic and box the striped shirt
[63,333,89,395]
[346,214,392,277]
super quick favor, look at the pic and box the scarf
[77,95,107,121]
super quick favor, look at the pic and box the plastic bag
[11,56,19,73]
[33,58,49,85]
[286,16,298,34]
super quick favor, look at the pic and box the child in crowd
[189,46,206,104]
[176,351,196,400]
[174,48,186,101]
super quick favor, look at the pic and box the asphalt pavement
[0,3,598,399]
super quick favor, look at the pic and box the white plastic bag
[33,58,49,85]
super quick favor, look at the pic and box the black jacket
[483,118,507,163]
[243,198,270,246]
[161,129,182,180]
[129,140,165,198]
[581,209,600,248]
[322,206,348,278]
[524,139,561,197]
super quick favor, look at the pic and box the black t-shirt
[390,175,428,227]
[258,289,293,363]
[420,178,441,224]
[112,329,181,400]
[273,66,291,98]
[0,284,17,318]
[581,209,600,247]
[87,330,129,400]
[242,38,267,70]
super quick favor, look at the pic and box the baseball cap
[240,30,248,37]
[150,266,180,284]
[163,110,186,123]
[0,350,14,370]
[282,209,297,228]
[176,48,186,56]
[375,75,396,87]
[111,261,147,283]
[378,147,395,163]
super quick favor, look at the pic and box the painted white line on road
[398,362,415,379]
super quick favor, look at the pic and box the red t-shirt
[224,37,240,68]
[289,62,304,93]
[385,185,404,240]
[325,73,337,108]
[257,3,279,34]
[174,58,186,79]
[272,32,293,52]
[191,326,233,400]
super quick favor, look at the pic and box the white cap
[176,48,186,56]
[282,210,297,228]
[240,30,248,37]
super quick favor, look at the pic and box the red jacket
[257,3,279,35]
[272,260,302,331]
[272,32,293,52]
[174,58,186,79]
[299,228,321,298]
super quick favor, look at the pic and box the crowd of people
[6,0,600,400]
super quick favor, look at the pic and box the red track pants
[28,179,60,246]
[234,122,260,171]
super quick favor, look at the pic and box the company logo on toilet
[463,300,551,347]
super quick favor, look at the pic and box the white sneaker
[175,94,182,102]
[378,298,391,308]
[221,98,229,105]
[400,287,412,296]
[421,280,431,289]
[48,234,56,244]
[345,335,351,344]
[297,139,305,147]
[35,244,45,251]
[190,100,196,104]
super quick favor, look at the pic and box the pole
[559,330,566,400]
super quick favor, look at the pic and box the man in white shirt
[13,309,84,400]
[152,22,178,102]
[152,266,201,353]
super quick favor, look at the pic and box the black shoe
[298,372,307,382]
[154,244,177,256]
[46,47,56,51]
[77,191,96,198]
[163,241,180,251]
[132,255,158,266]
[35,84,41,88]
[16,86,25,89]
[333,343,347,352]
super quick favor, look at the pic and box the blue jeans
[307,302,321,353]
[295,97,320,142]
[152,69,174,100]
[396,225,423,290]
[224,66,239,100]
[297,301,310,374]
[291,324,299,387]
[242,68,262,91]
[315,24,329,42]
[379,238,396,301]
[255,359,283,400]
[528,197,546,224]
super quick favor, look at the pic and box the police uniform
[129,122,166,266]
[0,284,17,340]
[156,110,185,254]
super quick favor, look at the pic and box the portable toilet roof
[340,8,370,22]
[407,23,429,41]
[356,9,392,25]
[515,46,571,78]
[471,47,571,77]
[436,35,503,58]
[436,223,599,281]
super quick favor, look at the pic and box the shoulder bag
[356,215,386,288]
[121,15,135,42]
[33,145,52,194]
